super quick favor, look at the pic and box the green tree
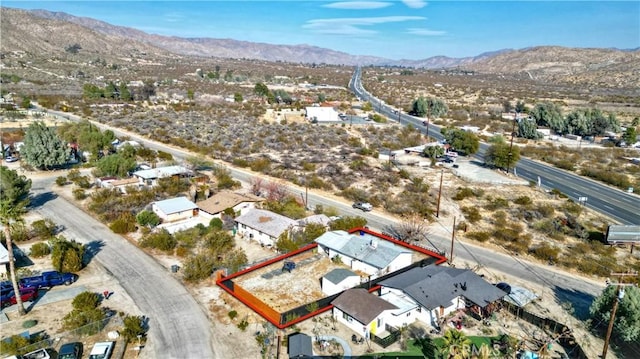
[484,138,521,171]
[234,92,243,102]
[442,128,480,155]
[187,89,195,101]
[254,82,270,97]
[105,82,118,99]
[590,285,640,342]
[121,315,147,343]
[530,102,565,134]
[63,291,106,331]
[83,84,104,99]
[119,83,132,101]
[21,97,31,109]
[517,118,542,139]
[440,329,472,359]
[136,210,161,227]
[623,127,637,146]
[51,236,85,272]
[423,146,444,159]
[329,216,367,231]
[515,100,527,114]
[95,153,137,177]
[565,110,590,136]
[0,166,32,316]
[22,121,69,169]
[411,96,447,118]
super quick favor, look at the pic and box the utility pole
[436,169,444,218]
[449,216,456,263]
[602,271,638,359]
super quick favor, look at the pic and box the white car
[88,341,114,359]
[4,156,18,162]
[352,202,373,212]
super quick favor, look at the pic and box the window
[342,312,353,322]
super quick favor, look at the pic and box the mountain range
[1,7,639,88]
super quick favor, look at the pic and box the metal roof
[153,197,198,215]
[234,209,298,238]
[316,231,411,269]
[133,165,191,180]
[606,225,640,243]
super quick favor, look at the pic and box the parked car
[19,271,77,289]
[4,156,19,162]
[352,201,373,212]
[58,342,83,359]
[88,341,114,359]
[0,287,39,308]
[21,348,51,359]
[0,280,17,292]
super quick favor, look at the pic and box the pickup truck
[19,271,77,289]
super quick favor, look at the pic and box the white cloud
[402,0,427,9]
[324,1,393,10]
[304,16,425,35]
[406,27,445,36]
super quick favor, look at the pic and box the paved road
[38,106,605,318]
[29,177,219,359]
[349,68,640,225]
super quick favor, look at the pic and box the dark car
[1,287,38,308]
[59,342,83,359]
[495,282,512,294]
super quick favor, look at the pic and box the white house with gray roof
[315,231,412,278]
[378,266,507,328]
[152,197,199,222]
[234,209,299,247]
[321,268,361,296]
[132,165,192,187]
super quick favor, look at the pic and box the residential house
[235,209,298,247]
[315,230,412,278]
[152,197,199,223]
[378,266,507,328]
[321,268,361,296]
[132,165,192,187]
[287,333,313,358]
[331,288,397,338]
[197,191,264,219]
[305,106,340,122]
[104,177,142,194]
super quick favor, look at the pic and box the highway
[349,68,640,225]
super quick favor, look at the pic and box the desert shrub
[175,246,190,257]
[502,233,531,254]
[31,219,57,238]
[466,231,491,242]
[140,229,176,251]
[492,211,508,227]
[51,236,85,272]
[56,176,68,186]
[63,291,106,332]
[484,197,509,211]
[530,242,561,262]
[536,204,555,217]
[329,216,367,231]
[209,218,224,230]
[156,177,190,196]
[550,188,568,198]
[453,187,476,201]
[249,157,271,172]
[514,196,532,206]
[562,201,583,216]
[0,332,47,356]
[228,310,238,320]
[110,212,137,234]
[461,207,482,223]
[30,242,51,257]
[237,318,249,331]
[136,210,160,227]
[182,253,217,282]
[67,168,81,182]
[73,188,87,200]
[120,315,147,343]
[75,176,92,189]
[232,158,249,167]
[580,167,631,189]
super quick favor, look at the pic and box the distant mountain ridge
[2,7,639,88]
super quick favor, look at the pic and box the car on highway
[352,201,373,212]
[58,342,83,359]
[0,287,39,308]
[88,341,115,359]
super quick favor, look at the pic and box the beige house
[152,197,199,223]
[104,177,141,194]
[197,191,263,218]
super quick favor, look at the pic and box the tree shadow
[28,191,58,209]
[83,240,105,266]
[552,286,596,321]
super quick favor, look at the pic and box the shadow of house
[27,191,58,209]
[83,240,105,266]
[552,285,595,321]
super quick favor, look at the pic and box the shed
[288,332,313,358]
[321,268,360,296]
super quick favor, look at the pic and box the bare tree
[250,177,264,196]
[265,180,288,202]
[384,213,430,242]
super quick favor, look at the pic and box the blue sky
[5,1,640,59]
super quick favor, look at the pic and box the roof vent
[370,239,378,249]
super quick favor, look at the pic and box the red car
[0,287,38,308]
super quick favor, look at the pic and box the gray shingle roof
[153,197,198,215]
[324,268,358,285]
[316,231,410,269]
[379,266,506,310]
[234,209,298,238]
[288,333,313,358]
[331,288,397,325]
